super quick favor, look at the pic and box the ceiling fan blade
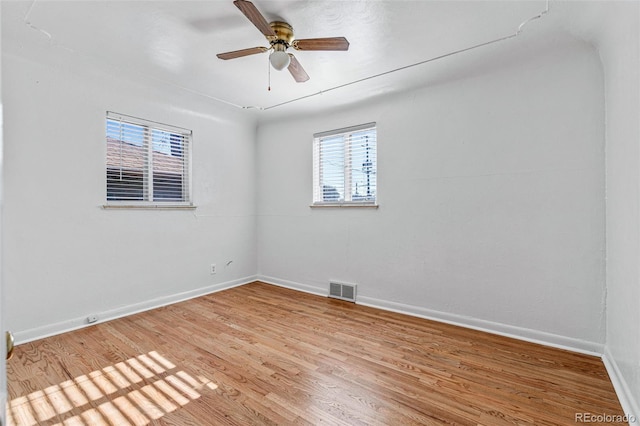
[292,37,349,51]
[217,46,268,60]
[288,54,310,83]
[233,0,276,38]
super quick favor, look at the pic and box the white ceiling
[2,1,580,119]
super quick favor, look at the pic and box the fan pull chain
[268,56,271,91]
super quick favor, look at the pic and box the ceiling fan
[217,0,350,83]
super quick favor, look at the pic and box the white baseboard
[258,275,328,297]
[257,275,604,356]
[357,295,604,356]
[14,275,258,345]
[602,347,640,424]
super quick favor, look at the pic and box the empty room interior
[1,0,639,424]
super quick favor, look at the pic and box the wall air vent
[328,281,357,302]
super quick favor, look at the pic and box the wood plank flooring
[6,282,624,425]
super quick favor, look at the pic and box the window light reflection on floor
[6,351,218,426]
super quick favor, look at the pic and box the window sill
[102,204,196,210]
[310,203,378,209]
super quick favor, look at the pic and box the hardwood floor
[6,282,624,425]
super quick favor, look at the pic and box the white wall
[595,1,640,419]
[257,34,606,352]
[2,47,258,341]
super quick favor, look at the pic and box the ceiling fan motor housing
[269,21,295,46]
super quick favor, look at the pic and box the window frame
[312,122,377,208]
[104,111,193,209]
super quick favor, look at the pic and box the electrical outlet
[210,264,217,274]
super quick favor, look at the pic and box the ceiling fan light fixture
[269,46,290,71]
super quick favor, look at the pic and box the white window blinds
[106,112,192,205]
[313,123,377,205]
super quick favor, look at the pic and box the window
[106,112,192,206]
[313,123,377,206]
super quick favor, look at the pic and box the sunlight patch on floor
[6,351,218,426]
